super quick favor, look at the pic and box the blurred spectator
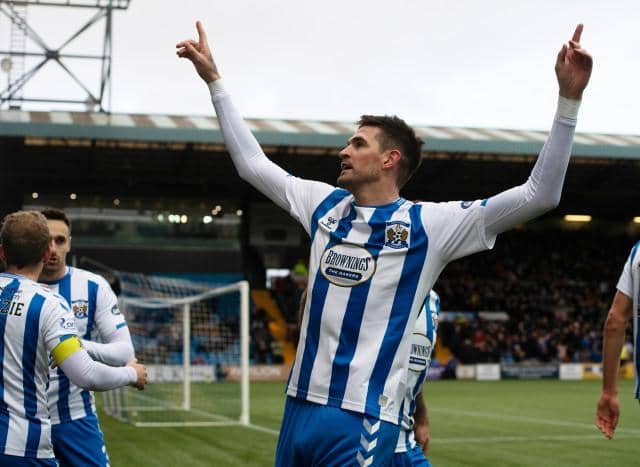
[251,307,274,364]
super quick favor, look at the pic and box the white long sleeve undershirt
[58,349,136,391]
[208,80,579,236]
[81,327,135,367]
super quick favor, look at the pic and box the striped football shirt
[616,240,640,399]
[42,267,127,424]
[286,178,494,424]
[0,272,77,458]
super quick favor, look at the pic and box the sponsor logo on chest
[320,243,376,287]
[408,332,432,372]
[320,215,339,231]
[59,317,77,332]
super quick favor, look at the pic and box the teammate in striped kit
[178,22,592,466]
[38,209,136,467]
[392,290,439,467]
[596,240,640,439]
[0,211,146,467]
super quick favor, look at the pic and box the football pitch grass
[99,379,640,466]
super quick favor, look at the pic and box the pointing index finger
[571,23,583,44]
[196,20,208,48]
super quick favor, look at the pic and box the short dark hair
[41,207,71,232]
[358,115,423,188]
[1,211,50,269]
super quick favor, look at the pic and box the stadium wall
[74,246,242,273]
[451,363,635,382]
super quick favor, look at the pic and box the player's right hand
[414,421,430,456]
[555,24,592,100]
[127,359,148,390]
[595,392,620,439]
[176,21,220,83]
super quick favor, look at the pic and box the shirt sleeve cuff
[126,366,137,384]
[208,79,227,100]
[556,96,580,120]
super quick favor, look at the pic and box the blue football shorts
[0,453,57,466]
[275,396,400,466]
[391,444,431,467]
[51,413,109,467]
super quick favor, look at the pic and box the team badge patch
[384,221,410,249]
[320,243,376,287]
[71,300,89,319]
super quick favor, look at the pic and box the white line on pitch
[245,423,280,436]
[430,408,640,435]
[433,433,640,444]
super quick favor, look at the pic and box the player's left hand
[595,392,620,439]
[555,24,593,100]
[414,421,430,456]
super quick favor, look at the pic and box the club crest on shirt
[384,221,410,249]
[320,243,376,287]
[111,304,121,315]
[71,300,89,319]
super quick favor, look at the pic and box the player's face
[337,126,386,189]
[43,219,71,276]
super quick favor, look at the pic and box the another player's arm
[52,336,146,391]
[297,288,307,331]
[81,283,135,366]
[81,328,135,367]
[45,298,146,391]
[177,21,292,212]
[482,25,592,238]
[596,290,633,439]
[413,391,430,455]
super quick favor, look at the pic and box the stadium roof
[1,109,640,160]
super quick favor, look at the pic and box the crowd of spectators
[268,229,637,366]
[435,229,635,364]
[127,298,243,366]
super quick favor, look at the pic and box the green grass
[103,382,245,424]
[99,380,640,466]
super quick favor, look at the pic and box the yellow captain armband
[51,335,82,365]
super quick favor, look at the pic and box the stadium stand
[2,108,639,372]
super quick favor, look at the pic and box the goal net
[101,274,250,428]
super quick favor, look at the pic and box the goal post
[101,276,250,428]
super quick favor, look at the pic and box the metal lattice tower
[0,0,131,112]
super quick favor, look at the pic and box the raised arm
[483,24,592,238]
[177,21,292,211]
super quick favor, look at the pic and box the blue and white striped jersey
[42,267,127,424]
[395,290,439,453]
[616,240,640,400]
[286,179,494,424]
[0,272,77,459]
